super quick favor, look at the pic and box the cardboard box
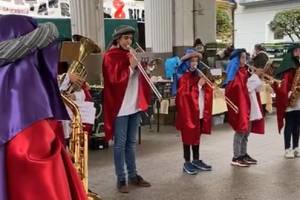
[153,106,176,125]
[60,41,81,62]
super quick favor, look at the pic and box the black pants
[183,144,199,162]
[284,111,300,149]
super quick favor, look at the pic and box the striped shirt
[0,22,58,67]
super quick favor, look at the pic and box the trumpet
[127,45,163,101]
[196,61,239,114]
[248,65,281,86]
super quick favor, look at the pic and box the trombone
[197,61,239,114]
[127,44,163,101]
[248,65,281,86]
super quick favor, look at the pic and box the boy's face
[118,34,133,50]
[190,57,199,63]
[190,56,199,69]
[240,52,247,66]
[293,48,300,57]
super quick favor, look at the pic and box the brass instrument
[127,44,163,101]
[289,67,300,107]
[61,94,101,200]
[135,42,163,72]
[198,61,226,87]
[147,57,163,72]
[213,72,226,87]
[197,61,239,113]
[61,35,101,94]
[60,35,101,199]
[248,65,281,86]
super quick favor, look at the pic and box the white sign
[0,0,70,18]
[103,0,145,21]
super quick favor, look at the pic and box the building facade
[235,0,300,52]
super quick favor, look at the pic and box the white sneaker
[294,148,300,158]
[284,149,295,159]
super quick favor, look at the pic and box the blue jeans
[113,112,141,184]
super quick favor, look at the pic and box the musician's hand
[198,77,206,86]
[129,53,138,69]
[68,73,84,88]
[65,93,76,100]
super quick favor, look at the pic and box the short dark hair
[255,44,265,51]
[194,38,203,47]
[114,32,134,44]
[108,32,135,49]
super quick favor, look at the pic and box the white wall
[194,0,216,43]
[103,0,144,19]
[234,1,300,52]
[145,0,173,53]
[174,0,194,47]
[0,0,70,18]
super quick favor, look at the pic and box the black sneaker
[183,162,199,175]
[242,154,257,165]
[231,157,250,167]
[192,160,212,171]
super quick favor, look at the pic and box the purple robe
[0,15,69,200]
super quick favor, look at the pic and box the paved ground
[89,113,300,200]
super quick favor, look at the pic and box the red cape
[274,69,295,133]
[225,67,264,134]
[103,48,151,141]
[175,72,213,144]
[6,120,87,200]
[82,83,93,102]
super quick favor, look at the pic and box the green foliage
[269,9,300,41]
[216,8,232,43]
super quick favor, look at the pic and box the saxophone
[61,94,101,200]
[289,67,300,107]
[60,35,102,199]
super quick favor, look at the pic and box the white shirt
[59,73,70,91]
[247,74,263,121]
[198,85,205,119]
[59,73,96,138]
[117,68,140,116]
